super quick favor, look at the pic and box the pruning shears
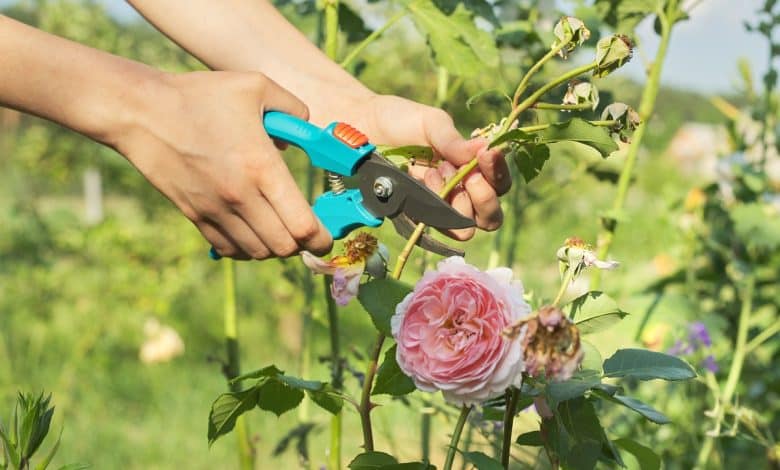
[209,111,475,259]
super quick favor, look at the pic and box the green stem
[323,4,342,467]
[695,275,755,469]
[359,332,386,451]
[436,66,450,107]
[745,318,780,355]
[223,259,255,470]
[512,42,569,106]
[299,164,318,425]
[591,1,676,290]
[340,10,406,69]
[533,102,594,111]
[501,388,521,469]
[506,61,599,131]
[421,403,433,462]
[443,405,472,470]
[553,267,576,309]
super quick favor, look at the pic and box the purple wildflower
[703,355,719,373]
[688,322,712,348]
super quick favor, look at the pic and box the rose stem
[552,267,576,309]
[222,259,255,470]
[323,2,343,467]
[358,331,385,451]
[533,102,594,111]
[695,275,754,468]
[590,0,677,290]
[443,405,473,470]
[501,387,521,469]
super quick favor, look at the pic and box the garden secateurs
[208,111,475,260]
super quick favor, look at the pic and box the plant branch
[745,318,780,355]
[358,332,386,451]
[501,388,521,469]
[533,102,594,111]
[591,0,676,290]
[340,10,406,69]
[513,42,569,106]
[695,275,754,468]
[554,267,576,309]
[443,405,472,470]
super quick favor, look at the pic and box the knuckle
[290,215,321,243]
[275,241,300,258]
[217,185,244,207]
[249,247,270,260]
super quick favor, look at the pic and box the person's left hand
[353,94,512,241]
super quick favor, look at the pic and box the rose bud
[552,16,591,59]
[593,35,634,78]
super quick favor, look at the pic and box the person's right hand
[113,71,333,259]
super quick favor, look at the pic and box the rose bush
[390,257,531,405]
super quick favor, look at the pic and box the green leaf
[580,340,603,373]
[230,365,284,384]
[405,0,499,77]
[278,375,325,392]
[34,428,61,470]
[256,379,304,417]
[376,145,435,165]
[546,369,602,408]
[55,465,90,470]
[373,345,417,396]
[603,349,697,381]
[566,441,602,470]
[338,3,372,43]
[558,398,623,466]
[488,129,535,148]
[592,390,670,424]
[613,438,661,470]
[381,464,435,470]
[358,279,412,336]
[512,144,551,183]
[307,386,344,415]
[432,0,500,26]
[515,430,543,446]
[731,203,780,250]
[537,119,618,158]
[348,451,398,469]
[568,291,628,333]
[208,388,259,446]
[461,451,503,470]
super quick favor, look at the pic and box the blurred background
[0,0,777,468]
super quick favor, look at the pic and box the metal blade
[390,214,465,257]
[357,153,476,230]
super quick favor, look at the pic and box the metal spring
[327,171,346,194]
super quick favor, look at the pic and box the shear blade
[358,153,476,230]
[391,213,465,258]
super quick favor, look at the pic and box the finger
[236,193,322,258]
[464,171,503,231]
[248,141,334,255]
[215,212,272,260]
[475,142,512,196]
[196,220,252,260]
[423,111,478,166]
[256,75,310,121]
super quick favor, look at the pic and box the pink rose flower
[391,257,531,405]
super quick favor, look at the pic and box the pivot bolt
[373,176,394,199]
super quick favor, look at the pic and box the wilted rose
[556,236,619,278]
[601,102,641,141]
[391,257,531,405]
[562,80,599,110]
[552,16,591,59]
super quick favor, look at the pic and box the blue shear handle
[263,111,374,176]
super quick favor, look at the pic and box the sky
[4,0,774,94]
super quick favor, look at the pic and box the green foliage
[208,365,342,445]
[358,279,412,336]
[347,451,433,469]
[568,291,629,333]
[460,450,502,470]
[613,438,661,470]
[372,345,416,396]
[602,349,697,381]
[591,390,670,424]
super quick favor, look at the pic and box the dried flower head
[562,80,599,110]
[601,102,641,142]
[505,306,583,381]
[552,17,591,59]
[302,232,384,305]
[593,35,634,78]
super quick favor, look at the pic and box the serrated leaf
[432,0,500,26]
[568,291,628,333]
[462,451,503,470]
[592,390,670,424]
[348,451,398,469]
[515,430,543,446]
[603,349,696,381]
[257,380,304,417]
[512,144,551,183]
[546,370,602,408]
[230,365,284,384]
[567,441,602,470]
[405,0,498,76]
[358,279,412,336]
[208,388,259,446]
[278,375,325,392]
[307,386,344,415]
[558,398,623,466]
[613,438,661,470]
[373,345,417,396]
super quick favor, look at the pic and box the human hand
[113,71,333,259]
[356,94,512,241]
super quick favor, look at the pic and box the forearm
[0,14,157,148]
[126,0,374,126]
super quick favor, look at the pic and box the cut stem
[443,405,473,470]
